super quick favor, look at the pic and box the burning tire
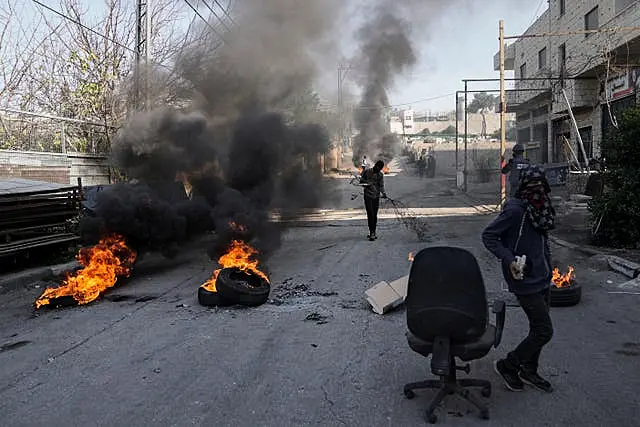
[197,286,235,307]
[550,282,582,307]
[216,267,270,307]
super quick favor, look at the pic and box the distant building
[495,0,640,164]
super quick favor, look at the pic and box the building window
[538,47,547,70]
[559,0,565,15]
[616,0,635,13]
[585,6,599,37]
[520,62,527,80]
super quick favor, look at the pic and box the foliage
[589,107,640,248]
[440,125,456,135]
[467,92,498,114]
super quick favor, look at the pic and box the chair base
[404,374,491,424]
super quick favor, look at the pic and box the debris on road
[365,275,408,315]
[269,280,337,306]
[384,197,431,241]
[305,312,330,325]
[607,256,640,279]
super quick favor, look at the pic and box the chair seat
[407,325,496,362]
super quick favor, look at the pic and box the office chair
[403,246,506,424]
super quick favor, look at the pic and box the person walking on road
[502,143,530,199]
[360,160,387,241]
[481,165,556,394]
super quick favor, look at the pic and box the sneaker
[519,370,554,393]
[367,234,374,241]
[372,232,377,240]
[494,360,523,392]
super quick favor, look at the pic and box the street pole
[135,0,149,111]
[499,19,507,208]
[337,65,343,149]
[455,91,459,175]
[464,81,468,193]
[145,0,151,111]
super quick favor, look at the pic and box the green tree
[468,92,498,138]
[589,107,640,247]
[441,125,456,135]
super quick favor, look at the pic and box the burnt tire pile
[197,267,270,307]
[550,282,582,307]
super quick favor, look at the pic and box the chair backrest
[406,246,488,343]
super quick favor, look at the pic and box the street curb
[0,260,80,294]
[549,235,602,257]
[549,235,640,279]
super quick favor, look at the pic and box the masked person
[502,143,530,199]
[360,160,387,241]
[481,165,555,393]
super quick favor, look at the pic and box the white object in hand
[513,255,526,279]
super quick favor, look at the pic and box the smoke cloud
[352,3,416,166]
[350,0,466,166]
[81,1,340,262]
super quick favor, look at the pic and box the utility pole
[135,0,151,111]
[499,19,507,208]
[464,81,468,193]
[337,63,351,149]
[455,91,459,176]
[337,65,343,148]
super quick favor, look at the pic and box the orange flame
[408,252,415,262]
[552,266,575,288]
[35,235,136,308]
[201,240,269,293]
[382,166,390,174]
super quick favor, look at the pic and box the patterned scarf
[517,165,556,232]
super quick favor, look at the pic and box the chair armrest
[492,300,506,348]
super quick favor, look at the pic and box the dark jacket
[360,168,385,199]
[502,155,530,197]
[481,199,552,295]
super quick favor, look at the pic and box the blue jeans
[505,288,553,373]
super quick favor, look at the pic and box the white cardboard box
[365,275,409,315]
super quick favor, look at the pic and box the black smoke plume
[352,2,416,166]
[80,1,341,262]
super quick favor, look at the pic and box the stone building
[495,0,640,164]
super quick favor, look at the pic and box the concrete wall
[0,150,110,185]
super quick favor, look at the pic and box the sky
[4,0,547,115]
[387,0,546,112]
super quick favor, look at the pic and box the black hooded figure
[360,160,387,241]
[482,164,556,394]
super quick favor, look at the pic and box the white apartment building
[495,0,640,164]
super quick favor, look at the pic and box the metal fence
[0,109,116,156]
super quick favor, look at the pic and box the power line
[30,0,173,72]
[528,0,546,28]
[31,0,135,55]
[183,0,227,43]
[212,0,236,26]
[201,0,232,32]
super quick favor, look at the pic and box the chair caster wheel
[426,412,437,424]
[481,386,491,397]
[480,409,490,420]
[403,389,415,399]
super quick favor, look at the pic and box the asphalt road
[1,159,639,426]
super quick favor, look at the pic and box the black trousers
[364,196,380,234]
[505,288,553,373]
